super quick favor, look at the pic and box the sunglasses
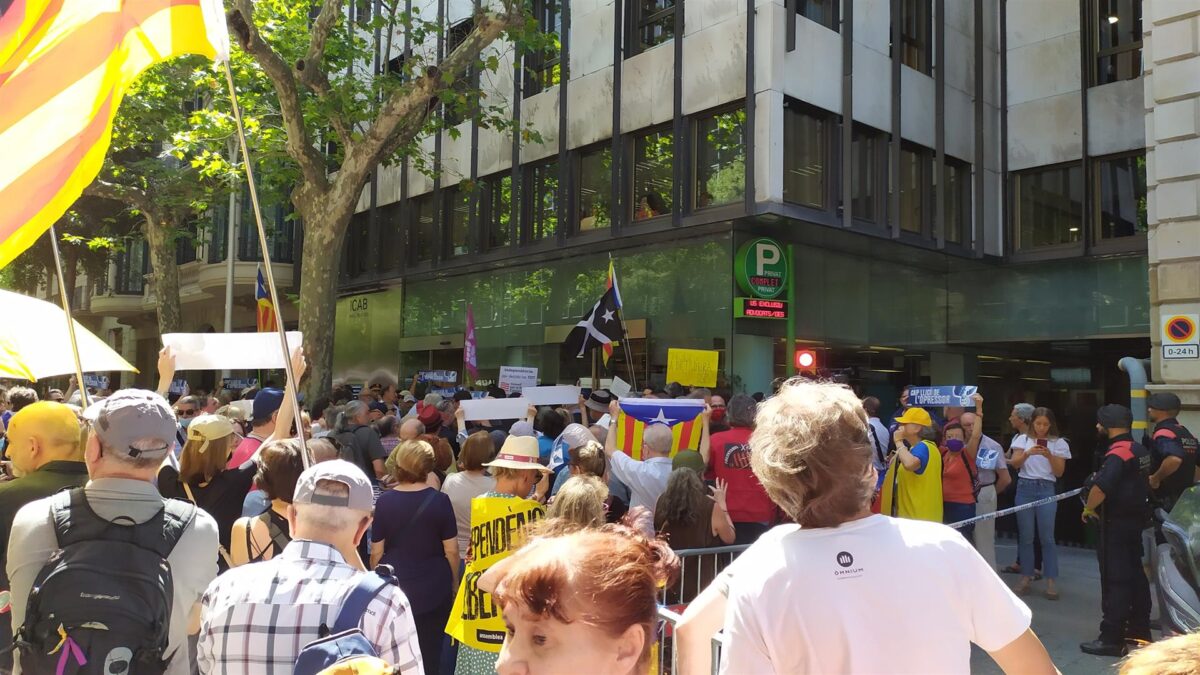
[175,408,198,418]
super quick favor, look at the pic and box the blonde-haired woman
[548,475,609,528]
[371,439,458,675]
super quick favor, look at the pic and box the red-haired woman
[480,523,680,675]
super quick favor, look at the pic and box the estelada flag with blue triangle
[256,266,276,333]
[614,398,705,460]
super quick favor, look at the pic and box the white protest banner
[460,397,530,421]
[498,366,538,395]
[609,376,632,398]
[523,385,579,406]
[161,332,302,371]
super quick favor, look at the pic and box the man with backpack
[6,389,220,675]
[197,460,422,674]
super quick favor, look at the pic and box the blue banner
[908,386,978,408]
[222,377,259,392]
[418,370,458,383]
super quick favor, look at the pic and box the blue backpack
[293,566,399,675]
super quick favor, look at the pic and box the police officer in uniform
[1145,392,1198,511]
[1080,404,1152,657]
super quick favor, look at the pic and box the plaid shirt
[197,540,424,674]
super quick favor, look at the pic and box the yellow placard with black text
[445,496,545,652]
[666,348,719,387]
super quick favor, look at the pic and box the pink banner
[464,303,478,381]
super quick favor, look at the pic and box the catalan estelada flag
[613,398,705,460]
[255,266,276,332]
[0,0,230,269]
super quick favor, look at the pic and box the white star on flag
[602,309,614,322]
[649,408,676,426]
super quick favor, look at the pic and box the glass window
[411,195,435,263]
[1096,153,1147,239]
[783,105,826,208]
[529,161,559,241]
[1094,0,1142,86]
[443,19,475,127]
[378,203,402,271]
[481,174,512,249]
[1016,165,1084,250]
[526,0,561,96]
[445,186,470,256]
[943,159,971,245]
[797,0,838,31]
[695,109,746,209]
[631,0,675,54]
[632,129,674,220]
[899,146,929,234]
[578,147,612,231]
[899,0,931,74]
[851,126,879,223]
[343,211,370,277]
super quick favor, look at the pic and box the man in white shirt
[720,380,1056,675]
[861,396,891,487]
[963,411,1011,571]
[604,404,673,533]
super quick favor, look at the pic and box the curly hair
[750,379,874,528]
[656,468,709,528]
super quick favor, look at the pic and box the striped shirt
[196,540,424,674]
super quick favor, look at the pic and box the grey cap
[1147,392,1182,412]
[293,459,374,511]
[83,389,176,459]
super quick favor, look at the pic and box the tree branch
[227,0,330,193]
[84,179,154,216]
[298,0,353,148]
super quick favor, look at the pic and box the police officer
[1146,392,1198,511]
[1080,404,1152,657]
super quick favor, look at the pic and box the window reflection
[899,146,929,234]
[695,110,746,209]
[530,161,559,240]
[633,129,673,220]
[1017,165,1083,249]
[481,174,512,249]
[579,147,611,231]
[1094,0,1142,85]
[411,195,435,263]
[1097,153,1147,239]
[446,186,470,256]
[783,106,825,208]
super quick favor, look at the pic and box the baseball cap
[293,459,374,511]
[672,450,706,474]
[252,388,285,422]
[1147,392,1182,412]
[1097,404,1133,430]
[185,414,236,454]
[368,401,388,415]
[894,407,933,427]
[83,389,176,459]
[399,390,416,403]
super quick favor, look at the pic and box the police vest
[1104,439,1151,519]
[1150,419,1199,501]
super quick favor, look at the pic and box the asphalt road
[970,539,1129,675]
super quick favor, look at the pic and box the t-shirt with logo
[721,516,1032,674]
[975,435,1005,486]
[705,426,775,524]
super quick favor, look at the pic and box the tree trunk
[143,214,182,335]
[296,199,353,400]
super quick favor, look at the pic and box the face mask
[711,408,726,422]
[945,438,965,452]
[178,417,192,429]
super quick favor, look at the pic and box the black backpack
[15,488,196,675]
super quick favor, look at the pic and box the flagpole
[222,62,308,465]
[608,255,638,392]
[47,226,88,408]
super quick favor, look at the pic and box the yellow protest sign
[445,495,545,652]
[666,348,719,387]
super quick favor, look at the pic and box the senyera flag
[613,398,705,460]
[0,0,231,269]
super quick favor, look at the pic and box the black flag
[563,285,623,358]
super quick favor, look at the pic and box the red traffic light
[794,349,817,371]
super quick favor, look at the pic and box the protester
[334,400,388,482]
[880,406,943,522]
[1145,392,1198,511]
[441,430,496,560]
[708,394,730,434]
[416,404,455,480]
[1009,407,1070,599]
[1002,402,1042,577]
[604,401,673,534]
[158,413,256,571]
[227,388,283,468]
[1,387,38,429]
[940,395,985,537]
[962,410,1012,571]
[547,474,609,528]
[888,385,944,439]
[367,400,388,422]
[715,379,1055,673]
[376,414,402,457]
[0,402,88,669]
[580,389,615,426]
[549,423,605,494]
[862,396,892,492]
[479,524,680,675]
[1079,404,1152,657]
[309,436,342,463]
[8,390,219,675]
[372,440,458,675]
[453,435,552,673]
[700,394,774,544]
[534,406,567,463]
[655,458,734,603]
[197,460,422,673]
[229,438,305,566]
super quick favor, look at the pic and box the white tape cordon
[947,488,1085,529]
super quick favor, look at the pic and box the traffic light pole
[786,244,796,378]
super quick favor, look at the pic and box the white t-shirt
[866,417,892,471]
[721,516,1031,675]
[1010,434,1071,481]
[975,435,1006,485]
[440,471,495,558]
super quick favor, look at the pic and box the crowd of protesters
[0,349,1190,674]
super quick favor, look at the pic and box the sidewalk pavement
[970,540,1130,675]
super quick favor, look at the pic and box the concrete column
[1144,1,1200,428]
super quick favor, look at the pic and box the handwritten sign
[666,348,719,387]
[498,366,538,395]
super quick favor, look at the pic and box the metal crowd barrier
[655,544,748,675]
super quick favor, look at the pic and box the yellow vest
[880,440,944,522]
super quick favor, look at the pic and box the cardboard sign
[665,348,719,387]
[460,398,530,421]
[446,496,545,652]
[161,332,302,371]
[907,386,978,408]
[609,375,632,399]
[522,385,579,406]
[498,366,538,395]
[417,370,458,383]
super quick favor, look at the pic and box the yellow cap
[894,407,933,427]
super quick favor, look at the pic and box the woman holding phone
[1008,407,1071,599]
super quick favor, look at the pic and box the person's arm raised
[155,347,176,398]
[265,346,307,447]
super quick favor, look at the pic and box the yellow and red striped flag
[602,259,621,367]
[255,266,276,332]
[612,411,704,460]
[0,0,230,269]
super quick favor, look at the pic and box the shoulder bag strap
[397,489,438,543]
[869,423,886,467]
[331,568,398,634]
[181,483,233,568]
